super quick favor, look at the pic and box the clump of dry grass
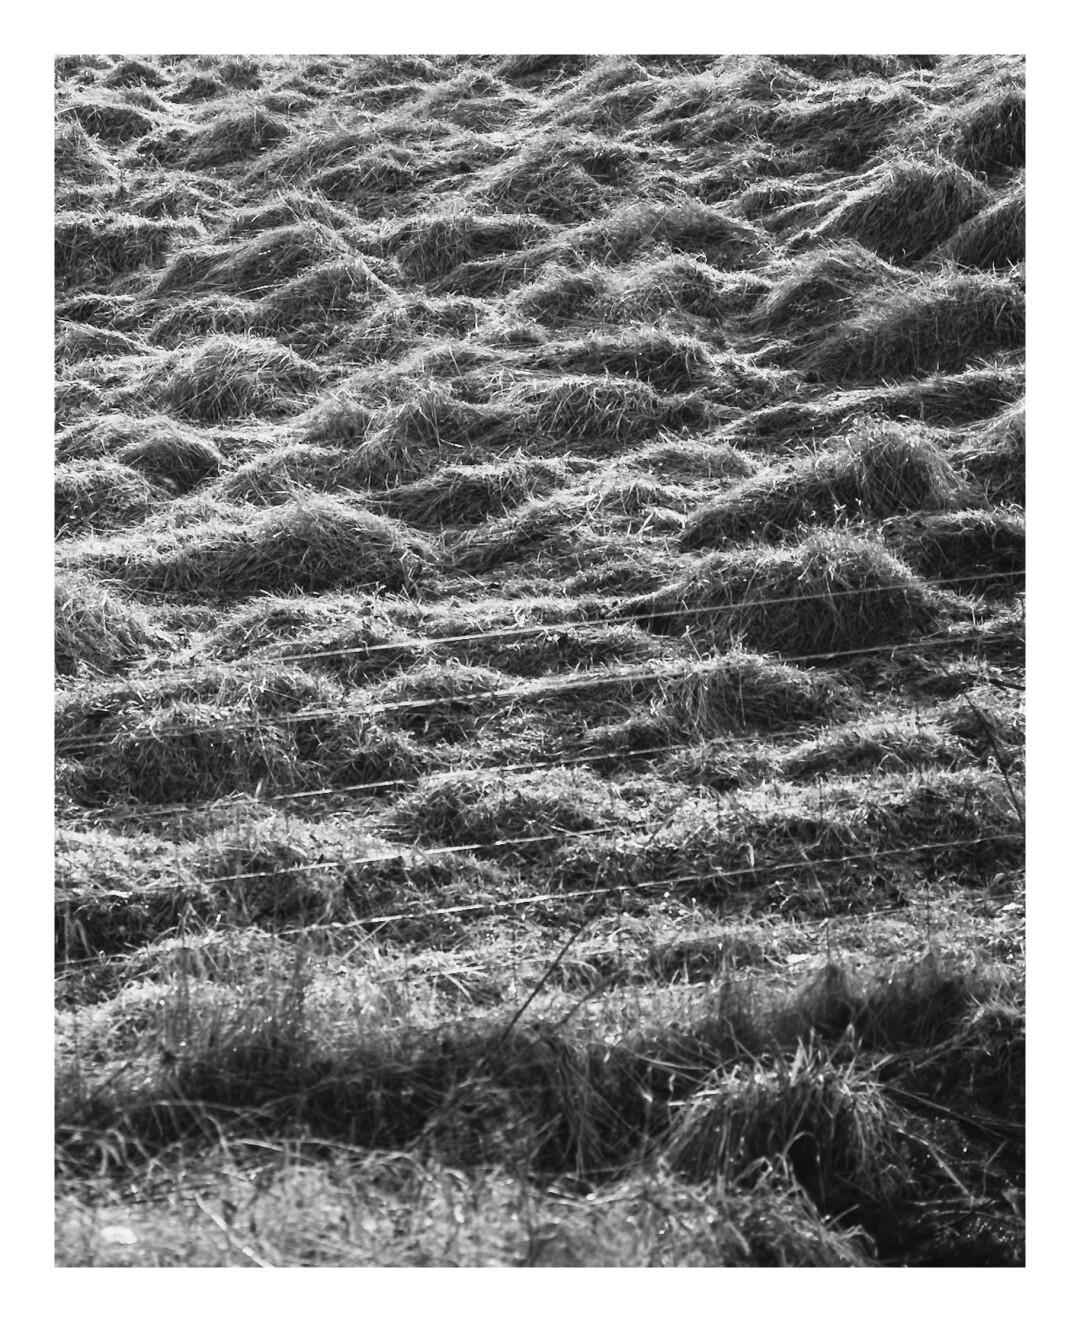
[629,436,758,483]
[55,459,160,536]
[117,430,223,493]
[184,106,289,168]
[681,423,968,549]
[55,120,120,185]
[665,1038,909,1214]
[374,456,570,528]
[59,98,157,145]
[799,157,991,265]
[147,294,259,345]
[388,208,552,283]
[100,495,430,599]
[344,293,486,362]
[605,253,739,326]
[659,649,852,738]
[522,327,715,394]
[56,212,201,289]
[928,185,1024,270]
[55,411,191,463]
[750,242,906,334]
[155,219,351,295]
[145,334,321,421]
[369,661,506,745]
[478,135,614,222]
[256,256,393,331]
[56,322,148,366]
[391,765,626,853]
[55,569,167,677]
[571,198,768,268]
[805,270,1024,383]
[104,58,167,89]
[954,399,1024,502]
[782,717,967,781]
[937,81,1025,177]
[216,444,347,505]
[633,529,946,655]
[881,508,1024,595]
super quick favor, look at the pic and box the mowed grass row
[55,52,1024,1268]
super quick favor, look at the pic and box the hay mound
[660,649,851,737]
[148,335,321,421]
[389,210,552,283]
[55,570,165,677]
[681,423,967,549]
[882,509,1024,595]
[929,187,1024,270]
[523,327,715,393]
[55,459,160,536]
[59,99,156,145]
[55,212,200,289]
[117,496,429,599]
[750,242,905,334]
[391,766,626,853]
[117,429,223,493]
[54,121,119,186]
[802,157,990,265]
[375,456,570,528]
[184,107,289,168]
[635,530,944,655]
[806,270,1024,382]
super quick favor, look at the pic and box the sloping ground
[55,53,1024,1268]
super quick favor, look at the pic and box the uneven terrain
[55,53,1024,1267]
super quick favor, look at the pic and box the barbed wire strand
[62,698,978,826]
[190,568,1025,669]
[55,627,1024,758]
[54,833,1023,971]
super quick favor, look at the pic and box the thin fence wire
[187,568,1025,669]
[56,828,1023,920]
[55,624,1024,758]
[62,701,983,826]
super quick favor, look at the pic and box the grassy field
[54,52,1024,1268]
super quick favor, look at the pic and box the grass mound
[55,570,165,677]
[59,98,157,145]
[666,1040,908,1214]
[749,242,903,334]
[940,82,1025,177]
[375,456,570,528]
[955,400,1024,502]
[782,717,967,781]
[389,209,552,283]
[929,186,1024,270]
[55,459,160,536]
[659,650,852,737]
[55,120,119,185]
[633,530,945,655]
[117,430,223,493]
[800,157,990,265]
[56,212,200,289]
[256,257,392,333]
[391,766,627,853]
[882,509,1024,594]
[523,327,715,393]
[56,321,148,365]
[146,335,321,421]
[147,295,259,345]
[103,496,430,600]
[184,106,290,168]
[805,270,1024,382]
[681,423,967,549]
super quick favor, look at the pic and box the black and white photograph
[49,41,1029,1274]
